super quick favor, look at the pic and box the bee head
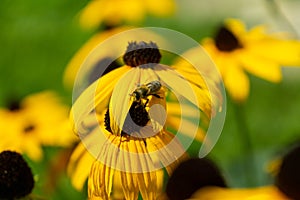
[131,91,141,101]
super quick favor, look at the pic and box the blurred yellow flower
[63,27,126,89]
[190,186,289,200]
[79,0,176,30]
[0,91,78,161]
[202,18,300,102]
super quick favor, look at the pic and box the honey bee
[130,80,162,107]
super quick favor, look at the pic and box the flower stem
[232,101,257,187]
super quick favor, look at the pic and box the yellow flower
[72,87,187,199]
[69,41,218,198]
[79,0,176,30]
[0,91,78,161]
[201,18,300,102]
[72,41,215,137]
[190,186,289,200]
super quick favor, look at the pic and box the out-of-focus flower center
[214,26,242,52]
[123,41,162,67]
[89,57,122,84]
[104,101,150,137]
[8,101,21,112]
[0,151,34,199]
[23,124,35,134]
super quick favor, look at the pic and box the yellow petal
[109,68,141,135]
[67,142,95,190]
[147,131,187,175]
[88,137,117,199]
[223,62,250,103]
[166,115,206,142]
[224,18,247,38]
[111,171,125,199]
[79,0,107,29]
[154,65,208,116]
[71,66,130,134]
[119,141,140,200]
[145,0,176,16]
[248,39,300,66]
[63,27,130,88]
[239,53,282,83]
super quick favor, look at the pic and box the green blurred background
[1,0,300,199]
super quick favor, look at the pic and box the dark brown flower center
[166,158,227,200]
[214,26,242,52]
[276,145,300,199]
[0,151,34,199]
[104,101,150,137]
[23,124,35,134]
[123,41,161,67]
[8,101,21,111]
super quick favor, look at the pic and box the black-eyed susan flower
[78,0,176,30]
[276,144,300,199]
[0,150,34,199]
[0,91,77,161]
[201,18,300,102]
[87,86,188,199]
[70,41,219,199]
[72,41,215,136]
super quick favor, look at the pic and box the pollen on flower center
[214,26,242,52]
[0,151,34,199]
[104,101,150,137]
[123,41,162,67]
[23,124,35,133]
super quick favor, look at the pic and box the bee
[130,80,162,107]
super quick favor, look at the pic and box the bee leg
[144,98,149,108]
[152,94,162,99]
[143,139,147,147]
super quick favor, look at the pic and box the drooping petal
[67,142,95,190]
[166,115,206,142]
[71,66,130,134]
[88,137,117,199]
[111,171,125,199]
[109,68,141,135]
[154,64,209,117]
[119,140,140,200]
[147,131,187,175]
